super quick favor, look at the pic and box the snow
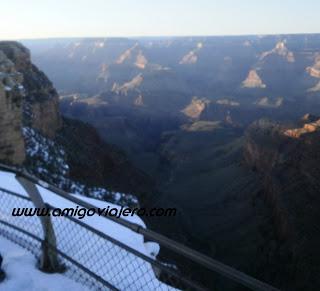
[22,126,139,207]
[0,170,147,253]
[0,236,88,291]
[22,127,69,178]
[0,170,176,290]
[38,186,148,254]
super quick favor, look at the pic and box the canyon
[0,41,153,205]
[1,34,319,290]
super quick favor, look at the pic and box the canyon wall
[244,117,320,290]
[0,42,62,164]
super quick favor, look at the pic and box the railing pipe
[0,163,280,291]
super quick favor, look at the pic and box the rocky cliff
[242,69,266,88]
[20,36,320,290]
[0,49,25,164]
[0,42,62,165]
[0,42,62,138]
[244,116,320,290]
[0,41,155,206]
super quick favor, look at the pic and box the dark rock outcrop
[0,42,62,138]
[0,41,62,165]
[0,51,25,164]
[0,44,27,164]
[56,118,155,201]
[244,117,320,290]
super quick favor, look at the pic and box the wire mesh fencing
[0,186,206,290]
[0,187,43,257]
[0,165,280,291]
[48,204,205,291]
[0,187,108,290]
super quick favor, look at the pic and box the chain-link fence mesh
[0,186,207,290]
[0,173,281,291]
[49,204,206,291]
[0,187,109,290]
[0,187,43,261]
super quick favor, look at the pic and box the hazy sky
[1,0,320,40]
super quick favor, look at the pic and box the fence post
[16,175,61,273]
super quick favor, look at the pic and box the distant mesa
[306,54,320,91]
[260,40,295,63]
[181,97,209,119]
[306,54,320,78]
[179,50,198,65]
[115,44,148,69]
[135,50,148,69]
[308,80,320,92]
[112,74,143,95]
[284,117,320,138]
[179,42,203,65]
[242,69,266,88]
[255,96,283,108]
[307,68,320,79]
[67,40,105,59]
[115,43,137,64]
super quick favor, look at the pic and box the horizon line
[0,31,319,42]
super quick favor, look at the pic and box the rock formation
[244,117,320,290]
[179,43,203,65]
[242,69,266,88]
[135,50,148,69]
[115,43,138,64]
[284,117,320,138]
[306,54,320,78]
[0,42,62,139]
[255,96,283,108]
[181,97,209,118]
[0,41,60,165]
[179,50,198,64]
[112,74,143,95]
[308,80,320,92]
[0,50,25,164]
[306,54,320,92]
[260,40,295,63]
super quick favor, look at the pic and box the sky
[1,0,320,40]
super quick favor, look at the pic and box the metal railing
[0,163,280,291]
